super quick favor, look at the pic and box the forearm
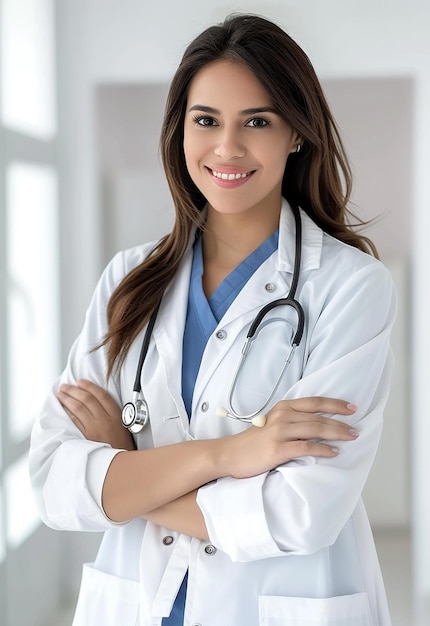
[102,439,225,522]
[59,381,359,527]
[144,490,209,541]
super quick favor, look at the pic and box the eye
[245,117,271,128]
[193,115,218,127]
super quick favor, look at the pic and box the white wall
[55,0,430,614]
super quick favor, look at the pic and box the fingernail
[331,446,340,454]
[347,403,357,411]
[349,428,359,437]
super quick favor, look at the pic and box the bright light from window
[0,486,5,563]
[5,454,40,548]
[0,0,56,138]
[6,162,60,440]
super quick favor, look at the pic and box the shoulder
[321,232,391,283]
[97,240,161,294]
[315,233,396,317]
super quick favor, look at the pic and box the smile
[210,169,252,180]
[207,167,255,188]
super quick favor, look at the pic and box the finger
[267,406,356,430]
[277,397,357,416]
[69,414,87,436]
[285,440,341,459]
[57,388,95,423]
[278,420,359,442]
[57,395,87,435]
[59,383,109,420]
[76,380,121,416]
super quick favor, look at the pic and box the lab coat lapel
[192,202,323,405]
[198,200,323,330]
[150,243,194,431]
[191,257,290,406]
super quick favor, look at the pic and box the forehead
[186,59,273,108]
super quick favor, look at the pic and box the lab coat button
[265,282,276,292]
[201,402,209,412]
[162,535,174,546]
[204,544,217,555]
[216,329,227,340]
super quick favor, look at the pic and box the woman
[30,13,396,626]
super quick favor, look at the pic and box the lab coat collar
[187,199,323,275]
[153,198,324,351]
[277,198,323,273]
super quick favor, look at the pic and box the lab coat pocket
[259,592,373,626]
[72,563,140,626]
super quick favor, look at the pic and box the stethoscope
[121,205,305,433]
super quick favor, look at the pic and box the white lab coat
[29,200,396,626]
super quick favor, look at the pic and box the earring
[296,144,302,153]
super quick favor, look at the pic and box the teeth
[211,169,250,180]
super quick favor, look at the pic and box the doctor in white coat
[30,14,396,626]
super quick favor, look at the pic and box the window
[0,0,59,621]
[0,0,56,138]
[0,487,5,564]
[4,454,40,549]
[5,162,60,440]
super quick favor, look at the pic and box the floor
[373,527,413,626]
[53,528,417,625]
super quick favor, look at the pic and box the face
[183,59,300,221]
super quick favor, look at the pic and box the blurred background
[0,1,429,624]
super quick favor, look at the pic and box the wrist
[204,435,233,480]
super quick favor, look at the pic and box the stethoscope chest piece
[121,395,149,434]
[121,303,160,434]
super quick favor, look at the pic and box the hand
[219,397,359,479]
[57,379,136,451]
[80,392,357,523]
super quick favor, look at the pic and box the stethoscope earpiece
[251,414,267,428]
[216,406,267,428]
[215,406,229,418]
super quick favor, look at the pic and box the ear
[289,131,304,155]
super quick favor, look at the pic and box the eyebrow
[188,104,279,115]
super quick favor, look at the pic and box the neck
[200,201,281,297]
[202,203,281,268]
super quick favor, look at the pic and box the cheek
[183,132,191,163]
[183,136,206,191]
[262,145,290,177]
[183,132,202,172]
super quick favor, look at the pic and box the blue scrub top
[181,230,279,416]
[162,229,278,626]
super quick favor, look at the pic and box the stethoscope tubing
[122,204,304,432]
[225,204,304,423]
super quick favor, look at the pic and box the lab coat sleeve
[29,249,139,532]
[196,261,397,562]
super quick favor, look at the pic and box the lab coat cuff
[197,473,283,562]
[86,446,129,525]
[42,439,128,531]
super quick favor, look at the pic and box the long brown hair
[103,13,377,378]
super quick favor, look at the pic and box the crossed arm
[57,380,358,540]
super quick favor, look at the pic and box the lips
[206,166,255,187]
[210,168,252,180]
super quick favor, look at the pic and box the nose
[214,126,245,160]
